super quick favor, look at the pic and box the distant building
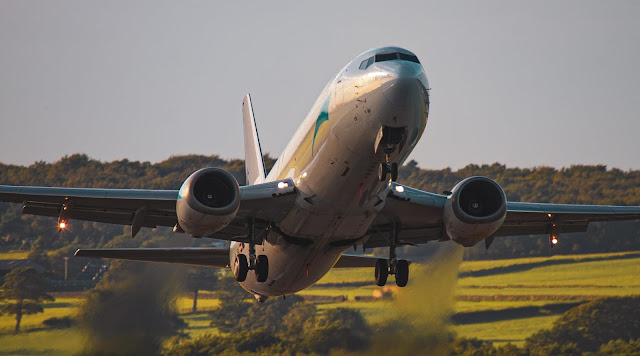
[0,259,46,278]
[76,263,109,281]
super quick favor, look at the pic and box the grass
[175,295,220,313]
[0,298,82,333]
[0,329,84,356]
[455,315,559,345]
[0,251,29,260]
[314,251,640,346]
[0,251,637,352]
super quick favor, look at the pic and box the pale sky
[1,1,639,170]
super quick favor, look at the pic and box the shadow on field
[458,252,640,278]
[451,301,586,324]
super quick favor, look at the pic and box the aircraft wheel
[395,259,409,287]
[391,163,398,182]
[378,163,388,181]
[255,255,269,283]
[234,254,249,282]
[375,259,388,286]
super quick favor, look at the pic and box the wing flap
[74,247,230,268]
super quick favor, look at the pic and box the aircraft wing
[0,178,296,241]
[365,183,640,248]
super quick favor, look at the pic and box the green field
[307,250,640,346]
[0,251,638,353]
[0,251,29,260]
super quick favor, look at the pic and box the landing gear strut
[377,126,404,182]
[374,222,409,287]
[234,217,269,283]
[378,154,398,182]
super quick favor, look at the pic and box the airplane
[1,46,640,302]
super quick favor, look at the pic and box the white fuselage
[230,47,430,299]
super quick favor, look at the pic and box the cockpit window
[398,53,420,64]
[375,53,398,62]
[359,56,375,70]
[359,52,421,70]
[366,56,374,67]
[375,52,421,64]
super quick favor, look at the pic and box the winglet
[242,94,266,185]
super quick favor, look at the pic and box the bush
[42,316,74,329]
[525,296,640,354]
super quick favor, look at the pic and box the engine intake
[176,168,240,237]
[443,176,507,247]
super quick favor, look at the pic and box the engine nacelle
[176,168,240,237]
[443,176,507,247]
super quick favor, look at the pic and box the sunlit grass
[0,251,29,260]
[175,295,220,313]
[0,251,638,352]
[0,329,84,356]
[455,315,559,347]
[457,250,639,273]
[0,297,82,333]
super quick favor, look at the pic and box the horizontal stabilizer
[75,247,230,268]
[333,254,411,268]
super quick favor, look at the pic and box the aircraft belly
[233,238,347,297]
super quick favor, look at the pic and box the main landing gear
[374,222,409,287]
[234,217,269,283]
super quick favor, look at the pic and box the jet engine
[443,176,507,247]
[176,168,241,237]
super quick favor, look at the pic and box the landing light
[395,185,405,193]
[58,221,67,229]
[277,181,289,189]
[551,237,558,245]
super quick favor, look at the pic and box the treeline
[1,154,640,273]
[396,160,640,260]
[163,293,640,355]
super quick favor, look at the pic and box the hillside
[1,154,639,276]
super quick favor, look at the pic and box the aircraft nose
[381,60,423,80]
[379,61,428,106]
[383,77,419,107]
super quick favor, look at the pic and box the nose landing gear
[376,126,406,182]
[378,158,398,182]
[374,222,409,287]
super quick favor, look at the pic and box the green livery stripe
[312,96,331,154]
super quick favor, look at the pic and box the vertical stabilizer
[242,94,266,185]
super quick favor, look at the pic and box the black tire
[255,255,269,283]
[395,259,409,287]
[391,163,398,182]
[378,163,388,181]
[234,254,249,282]
[375,259,388,286]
